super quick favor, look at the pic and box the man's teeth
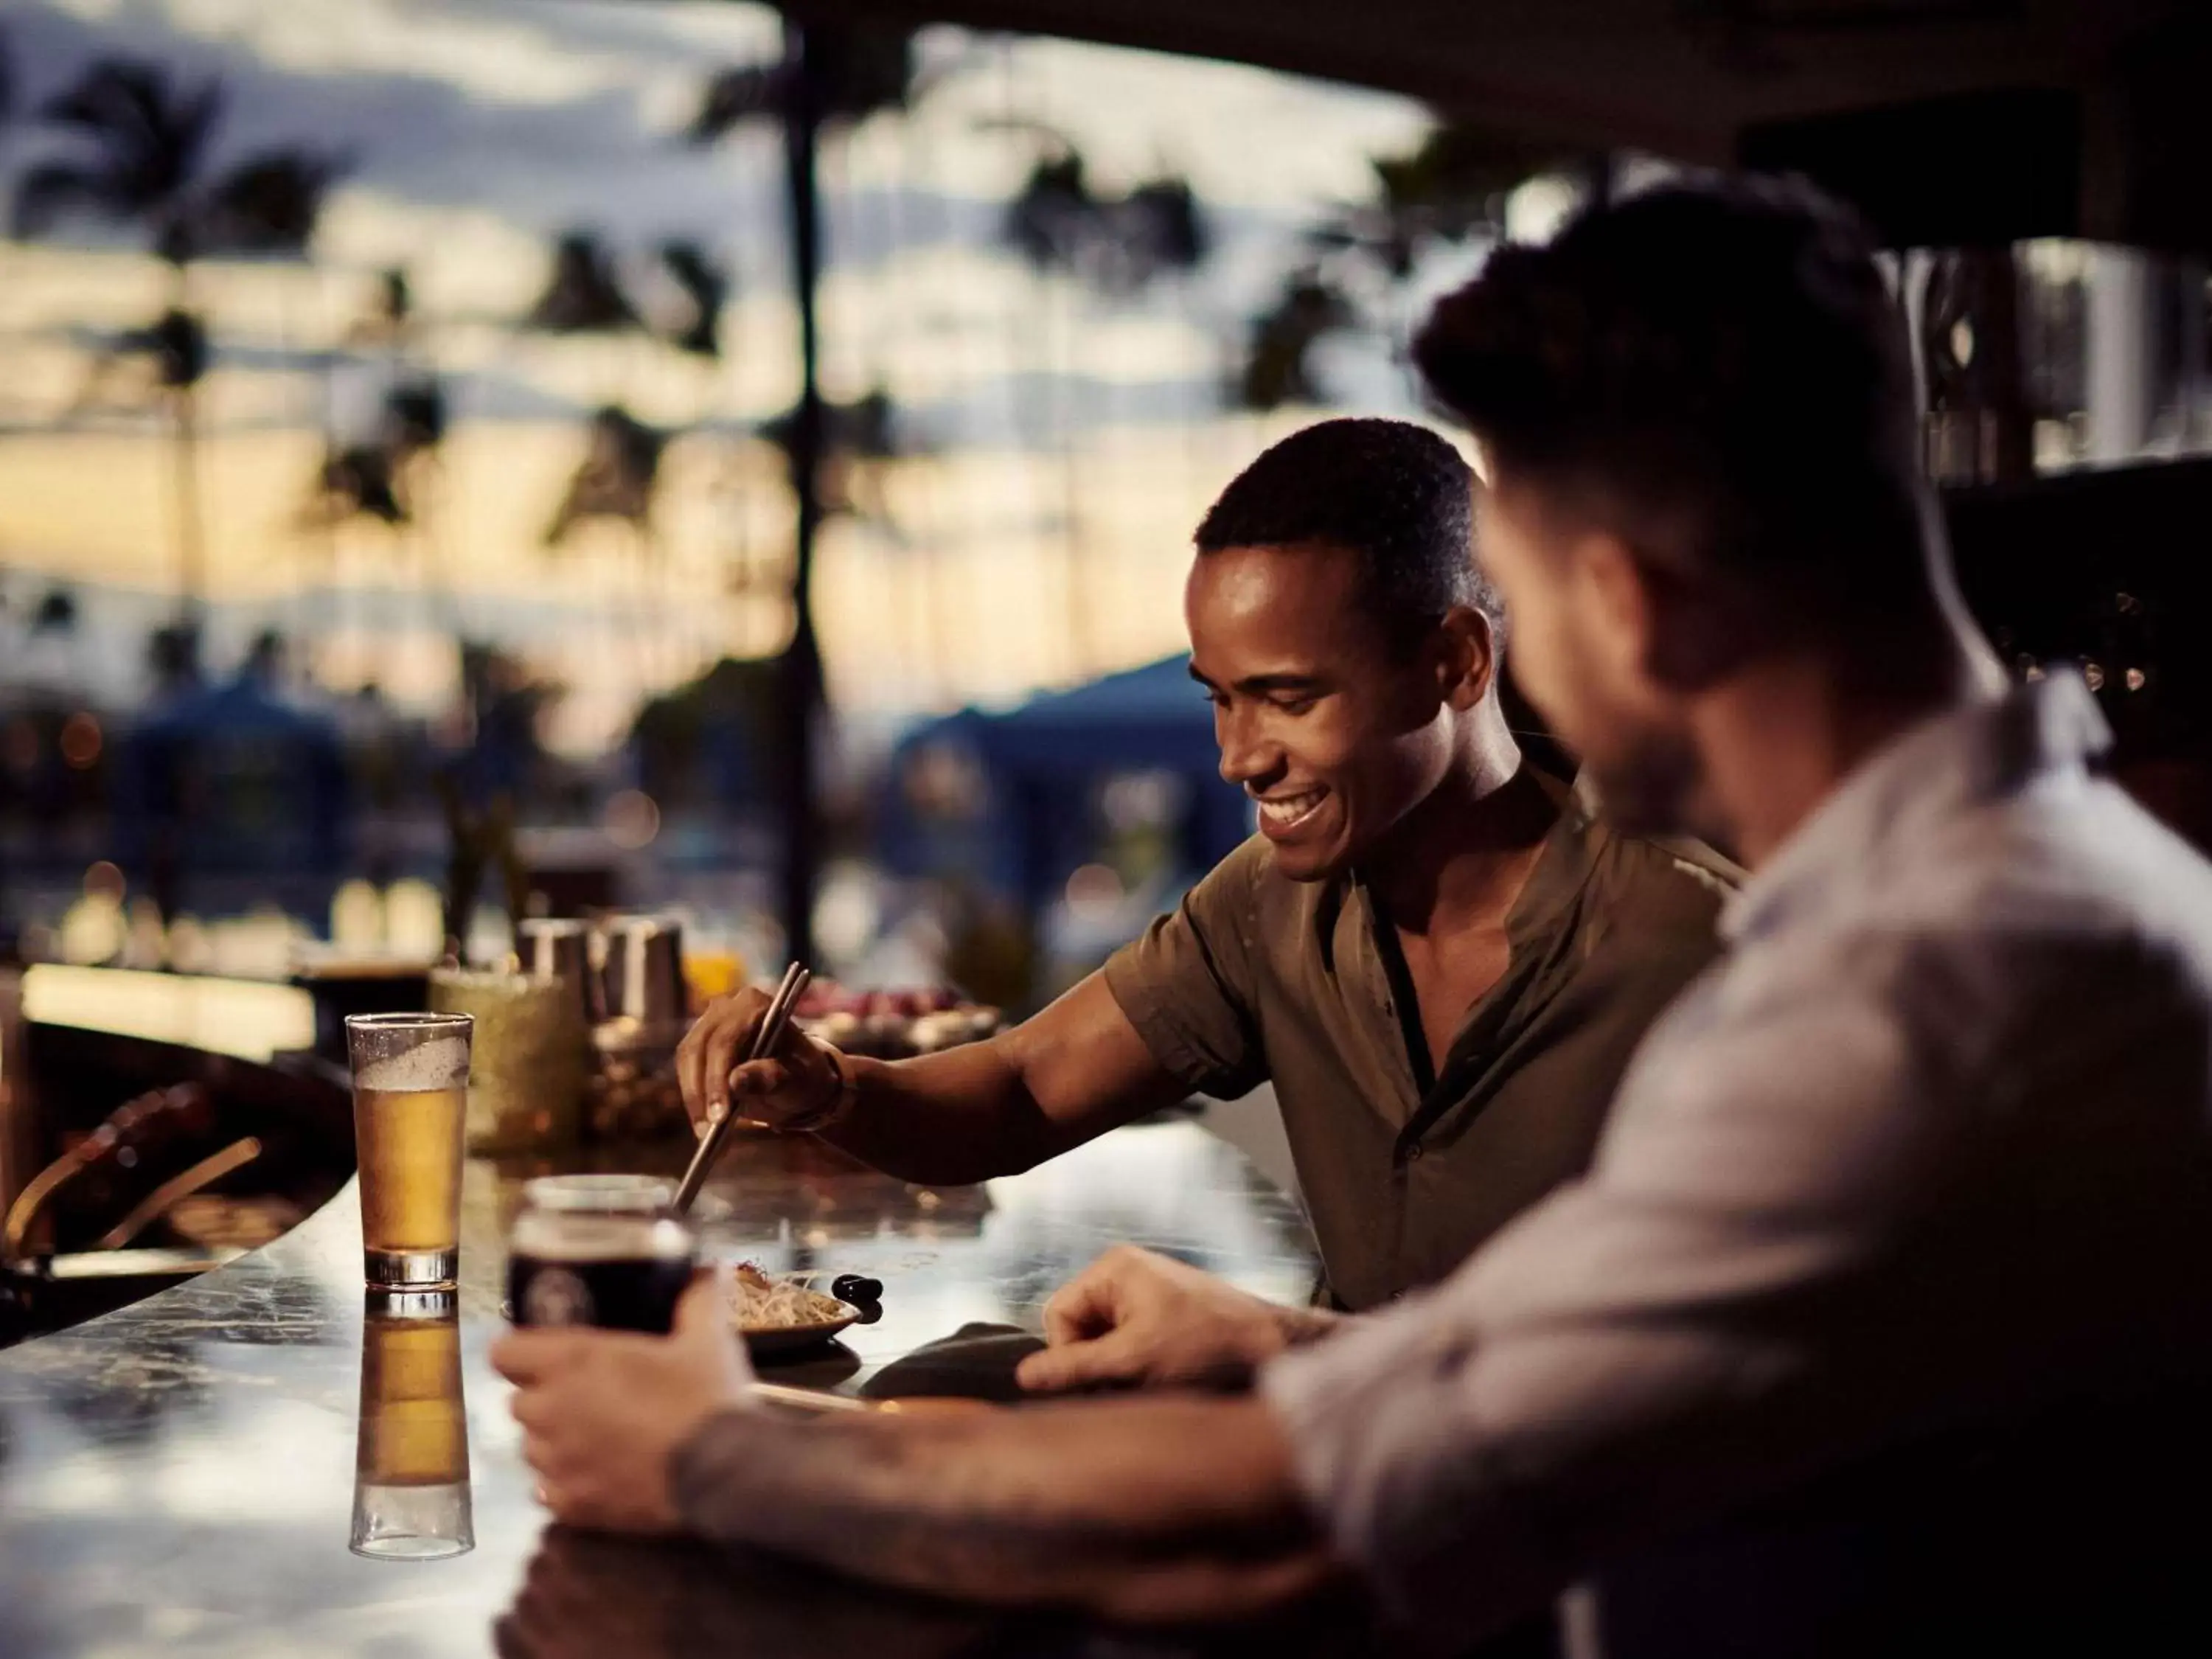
[1258,792,1324,827]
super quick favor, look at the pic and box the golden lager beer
[346,1013,473,1289]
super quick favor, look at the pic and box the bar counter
[0,1120,1337,1658]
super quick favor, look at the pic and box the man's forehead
[1187,540,1366,609]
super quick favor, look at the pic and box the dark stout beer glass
[507,1175,696,1334]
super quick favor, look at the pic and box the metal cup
[517,918,597,1028]
[598,916,686,1030]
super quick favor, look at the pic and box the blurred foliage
[544,406,669,546]
[1237,273,1355,412]
[1234,116,1567,411]
[1001,140,1209,296]
[12,58,342,263]
[526,231,640,335]
[686,24,919,142]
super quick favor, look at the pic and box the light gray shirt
[1262,672,2212,1649]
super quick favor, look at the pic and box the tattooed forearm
[668,1395,1334,1618]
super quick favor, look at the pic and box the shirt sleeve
[1102,839,1270,1100]
[1257,926,2014,1645]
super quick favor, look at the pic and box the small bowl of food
[729,1262,870,1356]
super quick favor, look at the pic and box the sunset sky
[0,0,1470,753]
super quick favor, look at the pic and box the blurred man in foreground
[684,416,1725,1337]
[496,178,2212,1652]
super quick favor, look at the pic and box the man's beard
[1578,718,1705,841]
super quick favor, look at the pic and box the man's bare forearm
[811,977,1189,1186]
[667,1395,1336,1621]
[811,1038,1080,1185]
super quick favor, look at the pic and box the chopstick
[745,1381,996,1417]
[673,961,810,1214]
[746,1380,882,1414]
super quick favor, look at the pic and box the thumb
[673,1267,757,1391]
[1015,1326,1149,1394]
[674,1267,734,1343]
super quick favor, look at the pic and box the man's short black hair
[1194,417,1503,650]
[1414,174,1930,614]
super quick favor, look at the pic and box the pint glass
[345,1012,473,1289]
[507,1175,695,1334]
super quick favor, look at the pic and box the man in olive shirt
[1107,770,1723,1313]
[678,417,1723,1342]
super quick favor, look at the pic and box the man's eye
[1272,695,1318,715]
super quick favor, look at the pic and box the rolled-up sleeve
[1102,839,1270,1099]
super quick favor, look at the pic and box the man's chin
[1264,838,1348,884]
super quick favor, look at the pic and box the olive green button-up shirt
[1103,779,1729,1311]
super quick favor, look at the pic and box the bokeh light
[604,789,661,850]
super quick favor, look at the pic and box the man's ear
[1580,532,1742,693]
[1436,605,1498,711]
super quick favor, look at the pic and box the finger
[1040,1277,1116,1348]
[727,1057,792,1099]
[700,996,764,1123]
[672,1267,728,1338]
[491,1329,574,1385]
[675,1018,708,1127]
[674,1270,756,1382]
[523,1430,557,1477]
[1015,1330,1147,1394]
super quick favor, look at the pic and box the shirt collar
[1508,766,1607,946]
[1720,669,2112,945]
[1349,765,1601,948]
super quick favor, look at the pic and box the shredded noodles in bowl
[731,1262,849,1330]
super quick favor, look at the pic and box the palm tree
[647,239,730,360]
[683,28,923,654]
[302,379,445,535]
[686,24,917,142]
[544,404,672,683]
[525,231,639,337]
[296,267,449,650]
[1231,117,1558,414]
[998,131,1213,676]
[11,58,343,644]
[1236,271,1355,413]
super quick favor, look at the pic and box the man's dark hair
[1194,417,1503,650]
[1414,175,1930,616]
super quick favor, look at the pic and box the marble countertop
[0,1122,1337,1659]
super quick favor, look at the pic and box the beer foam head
[356,1034,470,1092]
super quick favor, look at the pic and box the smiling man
[677,417,1726,1349]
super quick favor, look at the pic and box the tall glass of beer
[345,1012,473,1289]
[351,1289,473,1560]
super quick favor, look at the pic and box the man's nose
[1216,706,1281,790]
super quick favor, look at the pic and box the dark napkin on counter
[859,1323,1043,1403]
